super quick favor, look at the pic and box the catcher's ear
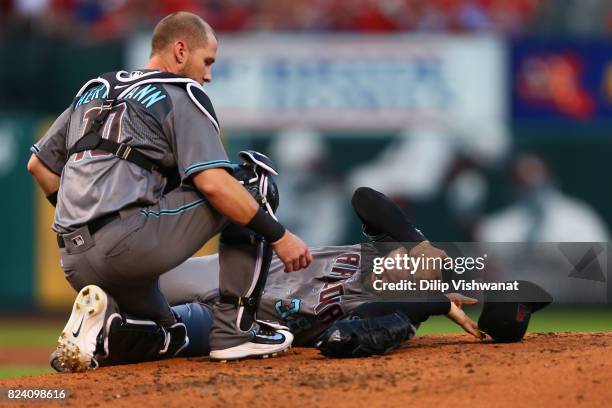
[173,40,188,65]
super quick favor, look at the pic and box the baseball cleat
[209,321,293,361]
[53,285,108,372]
[49,350,71,373]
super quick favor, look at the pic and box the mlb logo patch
[71,235,85,247]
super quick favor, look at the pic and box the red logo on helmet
[516,304,526,322]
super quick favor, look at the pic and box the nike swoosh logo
[114,84,130,89]
[255,332,284,341]
[72,315,85,337]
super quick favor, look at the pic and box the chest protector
[67,70,219,176]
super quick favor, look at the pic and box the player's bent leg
[106,280,177,328]
[209,156,292,361]
[96,301,214,365]
[351,187,426,243]
[209,223,293,361]
[63,186,227,332]
[50,286,220,373]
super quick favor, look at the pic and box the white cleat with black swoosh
[209,320,293,361]
[53,285,108,372]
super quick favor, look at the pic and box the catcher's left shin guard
[95,312,188,367]
[51,285,188,371]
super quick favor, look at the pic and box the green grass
[419,307,612,335]
[0,325,60,347]
[0,325,60,379]
[0,366,54,378]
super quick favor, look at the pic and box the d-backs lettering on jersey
[313,253,360,324]
[257,246,370,346]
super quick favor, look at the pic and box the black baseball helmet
[478,280,553,343]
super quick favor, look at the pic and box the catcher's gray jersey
[160,244,377,346]
[31,70,231,233]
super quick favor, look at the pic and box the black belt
[57,212,120,248]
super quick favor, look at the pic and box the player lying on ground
[51,185,483,372]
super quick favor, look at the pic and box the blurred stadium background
[0,0,611,374]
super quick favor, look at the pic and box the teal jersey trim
[140,198,207,218]
[184,160,232,177]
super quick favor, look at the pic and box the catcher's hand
[445,293,486,340]
[272,230,312,272]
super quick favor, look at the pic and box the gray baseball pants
[59,186,262,349]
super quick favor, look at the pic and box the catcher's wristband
[246,207,285,242]
[46,191,58,207]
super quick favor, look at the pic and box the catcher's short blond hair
[151,12,215,56]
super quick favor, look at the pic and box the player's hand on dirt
[409,240,447,281]
[272,230,312,272]
[446,294,486,340]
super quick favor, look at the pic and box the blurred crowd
[271,126,610,245]
[2,0,612,41]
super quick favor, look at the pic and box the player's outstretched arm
[193,168,311,271]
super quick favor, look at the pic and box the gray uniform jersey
[260,245,374,345]
[31,70,231,233]
[161,244,380,346]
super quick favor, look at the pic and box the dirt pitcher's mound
[1,332,611,407]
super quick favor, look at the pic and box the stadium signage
[129,34,505,130]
